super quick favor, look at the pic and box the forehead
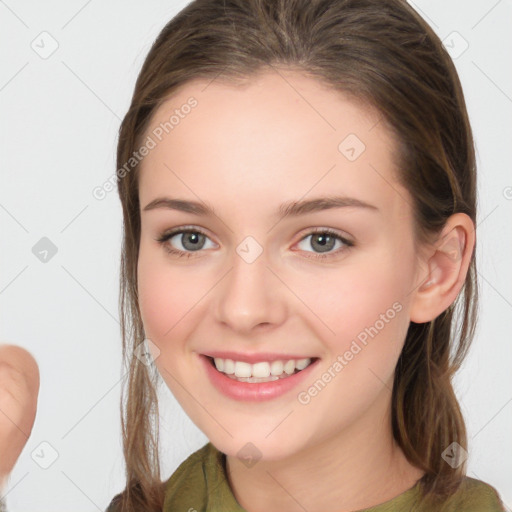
[138,69,409,219]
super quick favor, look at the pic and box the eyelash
[155,226,354,261]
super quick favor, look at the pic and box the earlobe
[410,214,474,324]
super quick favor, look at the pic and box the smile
[200,354,321,401]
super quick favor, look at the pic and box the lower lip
[200,355,320,402]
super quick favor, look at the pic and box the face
[136,69,422,461]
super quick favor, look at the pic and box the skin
[0,344,39,492]
[136,69,475,511]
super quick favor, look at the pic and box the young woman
[106,0,507,510]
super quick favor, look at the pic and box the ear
[409,213,475,324]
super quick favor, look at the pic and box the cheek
[137,248,202,344]
[289,261,412,427]
[290,256,411,349]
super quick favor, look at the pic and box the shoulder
[105,493,121,512]
[437,476,506,512]
[161,442,246,511]
[162,441,243,510]
[162,441,217,502]
[104,443,216,512]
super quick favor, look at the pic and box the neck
[225,385,425,512]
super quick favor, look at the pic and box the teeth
[234,361,252,378]
[212,357,313,378]
[228,375,279,383]
[296,358,310,370]
[270,360,283,376]
[284,360,295,375]
[214,358,224,372]
[252,362,270,378]
[223,358,235,374]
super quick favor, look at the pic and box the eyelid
[156,225,215,242]
[296,226,353,243]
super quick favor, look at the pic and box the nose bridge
[214,240,286,331]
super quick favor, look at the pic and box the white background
[0,0,511,510]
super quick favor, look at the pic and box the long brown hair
[110,0,478,509]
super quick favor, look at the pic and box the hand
[0,344,40,492]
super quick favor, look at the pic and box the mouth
[200,353,321,401]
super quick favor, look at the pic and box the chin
[207,430,303,463]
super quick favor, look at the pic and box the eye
[156,227,216,258]
[156,226,354,261]
[295,228,354,260]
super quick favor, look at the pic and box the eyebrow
[143,195,379,218]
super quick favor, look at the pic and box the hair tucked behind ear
[111,0,478,509]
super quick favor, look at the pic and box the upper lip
[201,351,318,364]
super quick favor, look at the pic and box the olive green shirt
[107,442,507,511]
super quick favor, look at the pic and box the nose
[214,247,288,334]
